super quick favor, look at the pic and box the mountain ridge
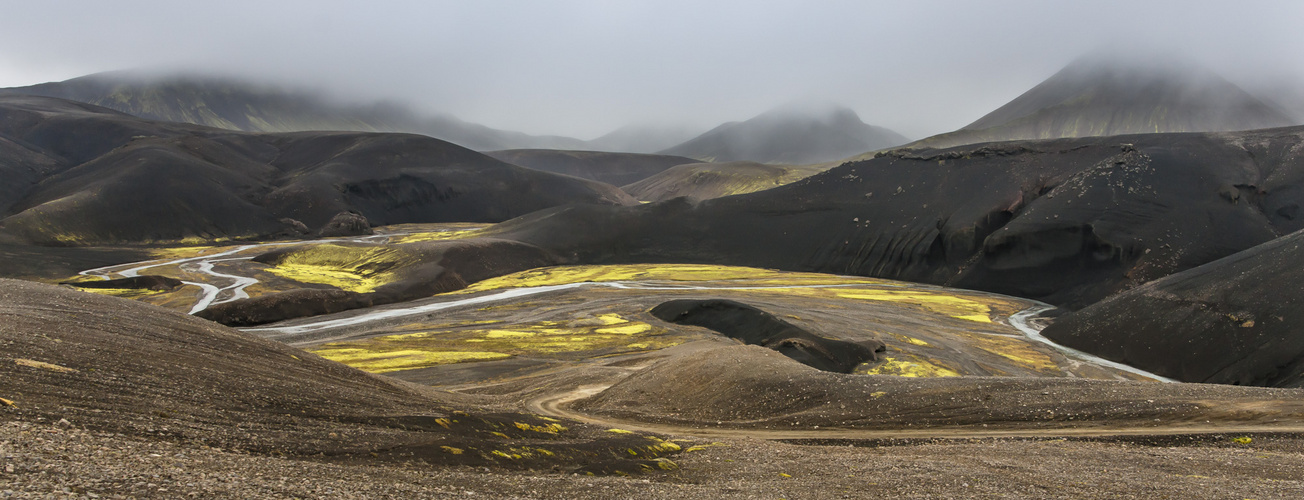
[658,103,909,164]
[911,55,1294,149]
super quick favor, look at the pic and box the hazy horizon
[2,0,1302,140]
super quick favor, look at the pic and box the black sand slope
[915,55,1294,149]
[621,161,830,202]
[487,126,1304,309]
[485,149,697,186]
[1043,228,1304,388]
[0,95,633,246]
[0,279,682,472]
[659,104,908,164]
[0,71,588,151]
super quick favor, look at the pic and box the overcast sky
[1,0,1302,139]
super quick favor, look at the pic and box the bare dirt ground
[5,420,1303,499]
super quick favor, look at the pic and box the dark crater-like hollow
[650,298,885,373]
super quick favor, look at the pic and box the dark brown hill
[914,56,1293,149]
[486,126,1304,309]
[0,95,633,246]
[659,104,908,164]
[0,71,588,151]
[1042,227,1304,388]
[485,149,697,186]
[621,161,829,202]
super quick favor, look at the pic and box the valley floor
[6,228,1304,498]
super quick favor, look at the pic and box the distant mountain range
[0,72,589,151]
[0,95,632,246]
[913,55,1294,149]
[659,103,909,164]
[584,123,705,154]
[1,72,912,166]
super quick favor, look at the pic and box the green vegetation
[460,264,885,293]
[309,348,510,373]
[861,354,961,378]
[262,244,418,293]
[310,312,682,374]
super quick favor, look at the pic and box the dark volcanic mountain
[0,72,587,151]
[0,95,632,246]
[914,56,1294,149]
[484,127,1304,309]
[621,161,830,202]
[1043,228,1304,388]
[658,103,909,164]
[485,149,697,186]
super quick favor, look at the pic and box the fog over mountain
[911,53,1295,148]
[661,102,909,163]
[1,1,1301,140]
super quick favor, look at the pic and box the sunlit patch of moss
[642,458,679,471]
[887,333,932,347]
[148,244,224,260]
[606,428,635,434]
[644,438,681,453]
[831,289,992,323]
[514,422,567,434]
[263,244,417,293]
[309,347,510,373]
[491,450,520,460]
[490,431,511,439]
[684,442,727,452]
[73,287,167,299]
[961,333,1060,374]
[459,264,885,293]
[441,446,464,455]
[483,330,537,339]
[318,313,683,365]
[388,228,483,244]
[0,397,14,408]
[595,323,652,334]
[862,355,961,378]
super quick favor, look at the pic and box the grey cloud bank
[1,0,1301,139]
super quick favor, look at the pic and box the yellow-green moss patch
[308,313,683,367]
[459,264,884,293]
[862,355,961,378]
[262,244,417,293]
[309,347,510,373]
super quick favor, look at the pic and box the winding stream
[1008,305,1175,383]
[78,234,391,314]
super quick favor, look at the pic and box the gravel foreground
[4,420,1303,499]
